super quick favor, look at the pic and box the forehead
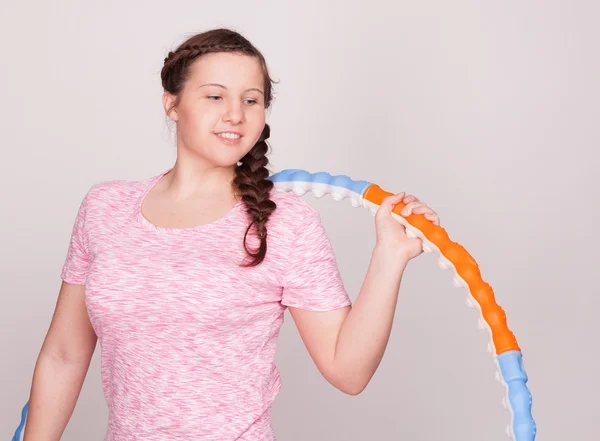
[188,52,264,89]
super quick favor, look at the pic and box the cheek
[247,110,266,139]
[181,109,215,136]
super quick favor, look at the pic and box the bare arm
[288,192,439,396]
[288,245,406,395]
[23,281,97,441]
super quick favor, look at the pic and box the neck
[161,161,237,202]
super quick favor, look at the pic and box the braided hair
[160,28,278,267]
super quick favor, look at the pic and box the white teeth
[217,133,241,139]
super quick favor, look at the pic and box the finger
[424,212,440,225]
[411,206,436,216]
[400,201,426,216]
[404,204,440,225]
[402,194,420,204]
[411,205,439,222]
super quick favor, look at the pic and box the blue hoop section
[12,401,27,441]
[497,351,535,440]
[268,169,372,197]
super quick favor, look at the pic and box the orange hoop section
[363,184,520,355]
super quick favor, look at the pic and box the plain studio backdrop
[1,1,597,440]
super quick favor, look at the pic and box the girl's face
[163,52,267,167]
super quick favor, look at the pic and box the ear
[162,91,179,121]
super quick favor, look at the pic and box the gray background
[1,1,597,440]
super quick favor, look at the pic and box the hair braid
[234,124,276,267]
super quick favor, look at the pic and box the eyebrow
[199,83,264,95]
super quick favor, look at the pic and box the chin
[211,154,243,169]
[218,147,253,164]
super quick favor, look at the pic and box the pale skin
[23,52,439,440]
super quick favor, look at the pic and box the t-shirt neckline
[134,168,244,235]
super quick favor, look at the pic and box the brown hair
[160,28,278,267]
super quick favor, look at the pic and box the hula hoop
[267,169,536,441]
[12,169,536,441]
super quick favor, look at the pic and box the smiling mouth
[216,133,242,139]
[215,133,243,145]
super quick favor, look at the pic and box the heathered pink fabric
[60,168,352,441]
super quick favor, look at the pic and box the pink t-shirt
[60,168,352,441]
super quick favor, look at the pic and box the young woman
[22,28,440,441]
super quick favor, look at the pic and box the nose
[222,100,244,124]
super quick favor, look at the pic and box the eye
[207,96,222,101]
[244,99,258,105]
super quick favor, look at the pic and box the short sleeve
[281,209,352,311]
[60,188,93,285]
